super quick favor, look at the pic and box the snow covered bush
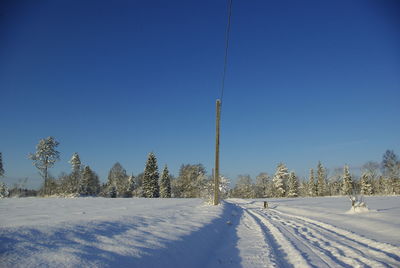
[348,195,369,213]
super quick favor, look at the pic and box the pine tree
[341,165,353,196]
[143,152,160,198]
[360,172,373,195]
[28,137,60,195]
[0,152,4,178]
[308,168,317,196]
[317,161,326,196]
[273,163,288,197]
[287,171,299,197]
[160,165,172,198]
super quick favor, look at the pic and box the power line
[220,0,233,105]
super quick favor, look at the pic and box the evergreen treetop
[69,152,81,173]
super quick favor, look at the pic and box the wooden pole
[214,99,221,205]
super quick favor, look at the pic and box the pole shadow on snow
[125,201,244,268]
[0,201,243,268]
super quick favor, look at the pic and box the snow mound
[346,202,370,214]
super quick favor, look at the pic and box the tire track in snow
[232,199,400,268]
[270,210,400,267]
[240,209,288,267]
[249,209,341,268]
[257,207,400,268]
[261,209,386,267]
[245,209,311,267]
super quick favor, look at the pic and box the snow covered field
[1,196,399,267]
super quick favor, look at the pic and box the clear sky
[1,0,399,188]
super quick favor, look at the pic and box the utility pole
[213,99,221,205]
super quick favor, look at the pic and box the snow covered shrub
[348,195,369,213]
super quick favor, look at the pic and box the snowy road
[1,197,400,267]
[229,199,400,268]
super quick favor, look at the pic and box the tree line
[0,137,230,200]
[230,150,400,198]
[0,137,399,199]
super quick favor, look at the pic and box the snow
[1,196,400,267]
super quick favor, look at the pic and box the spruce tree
[317,161,326,196]
[0,152,4,178]
[66,152,82,194]
[273,163,288,197]
[341,165,353,196]
[79,166,100,196]
[287,171,299,197]
[160,165,171,198]
[360,172,373,195]
[69,153,81,173]
[309,168,317,196]
[143,152,160,198]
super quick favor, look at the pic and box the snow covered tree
[142,153,160,198]
[381,150,400,195]
[174,164,206,198]
[233,175,254,198]
[0,152,4,178]
[109,185,117,198]
[360,172,373,195]
[308,168,317,196]
[125,174,135,197]
[160,165,171,198]
[273,163,288,197]
[382,150,399,178]
[29,137,60,195]
[317,161,326,196]
[219,176,230,199]
[132,173,144,197]
[341,165,353,196]
[69,153,81,173]
[287,171,299,197]
[254,172,270,198]
[106,162,130,197]
[79,166,100,196]
[61,152,83,195]
[0,182,8,198]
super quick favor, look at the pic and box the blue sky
[1,0,399,188]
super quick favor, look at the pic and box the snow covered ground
[1,196,399,267]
